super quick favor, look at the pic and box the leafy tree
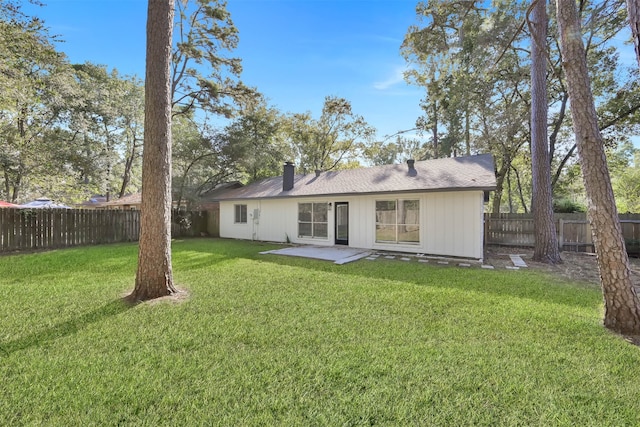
[221,99,289,182]
[0,14,75,202]
[614,164,640,213]
[403,0,533,214]
[69,63,145,200]
[287,96,375,172]
[132,0,176,302]
[363,136,428,166]
[172,117,234,208]
[556,0,640,334]
[171,0,255,118]
[548,0,638,186]
[402,0,526,159]
[402,0,639,218]
[610,144,640,213]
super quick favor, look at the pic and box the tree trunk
[3,169,11,202]
[130,0,176,301]
[464,105,470,156]
[491,157,509,216]
[627,0,640,69]
[119,139,139,198]
[511,164,529,214]
[432,100,439,157]
[556,0,640,334]
[530,0,561,263]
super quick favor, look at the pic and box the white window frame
[234,204,247,224]
[298,202,328,239]
[375,199,420,244]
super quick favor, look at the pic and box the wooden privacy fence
[485,213,640,253]
[0,208,210,253]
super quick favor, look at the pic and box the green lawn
[1,239,639,426]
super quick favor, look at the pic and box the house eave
[212,186,496,202]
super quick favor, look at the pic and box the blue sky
[23,0,425,140]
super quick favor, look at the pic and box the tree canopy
[1,0,639,220]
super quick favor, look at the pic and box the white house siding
[422,191,485,259]
[219,190,485,260]
[219,201,257,241]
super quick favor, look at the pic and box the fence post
[558,218,564,252]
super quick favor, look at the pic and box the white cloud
[373,67,407,90]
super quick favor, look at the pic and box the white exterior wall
[219,190,486,260]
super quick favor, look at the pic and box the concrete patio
[260,245,371,265]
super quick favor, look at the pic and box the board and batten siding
[219,190,486,260]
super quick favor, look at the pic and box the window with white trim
[298,202,328,238]
[375,199,420,244]
[234,204,247,224]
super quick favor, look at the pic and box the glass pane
[313,203,328,222]
[336,205,348,240]
[235,204,246,223]
[399,226,420,243]
[376,224,396,242]
[298,222,312,237]
[375,200,396,224]
[314,223,328,238]
[400,199,419,225]
[298,203,312,222]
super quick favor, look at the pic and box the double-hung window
[375,199,420,244]
[234,204,247,224]
[298,202,328,238]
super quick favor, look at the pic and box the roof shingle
[213,154,496,201]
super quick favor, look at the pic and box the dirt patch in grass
[486,245,640,288]
[121,286,190,305]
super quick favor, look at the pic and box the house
[197,181,244,211]
[76,194,107,209]
[96,193,142,210]
[19,197,72,209]
[211,154,496,261]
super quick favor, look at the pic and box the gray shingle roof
[213,154,496,201]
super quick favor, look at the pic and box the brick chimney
[407,159,417,177]
[283,162,294,191]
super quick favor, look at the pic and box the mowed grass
[1,239,639,426]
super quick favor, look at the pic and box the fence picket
[484,213,640,253]
[0,208,210,253]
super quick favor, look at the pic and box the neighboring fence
[485,213,640,253]
[0,208,210,253]
[205,204,220,237]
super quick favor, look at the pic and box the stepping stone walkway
[361,251,523,272]
[509,254,528,268]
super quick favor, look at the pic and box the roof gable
[213,154,496,201]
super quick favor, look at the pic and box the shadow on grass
[171,238,281,271]
[255,251,601,310]
[0,298,132,357]
[0,242,140,282]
